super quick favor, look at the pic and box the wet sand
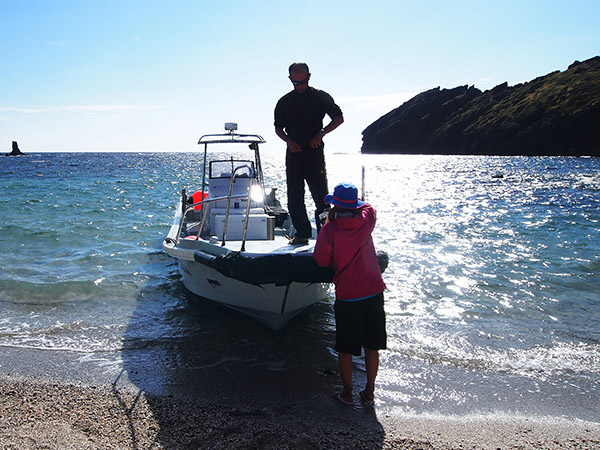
[1,375,599,450]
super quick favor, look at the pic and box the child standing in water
[313,182,386,405]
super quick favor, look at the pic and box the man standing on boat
[274,62,344,245]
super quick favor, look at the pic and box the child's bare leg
[338,352,353,401]
[363,347,379,399]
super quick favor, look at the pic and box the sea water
[0,152,598,421]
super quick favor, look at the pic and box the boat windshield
[209,160,255,179]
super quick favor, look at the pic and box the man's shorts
[334,292,387,356]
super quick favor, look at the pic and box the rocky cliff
[361,56,600,156]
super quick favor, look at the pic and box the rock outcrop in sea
[7,141,24,156]
[361,56,600,156]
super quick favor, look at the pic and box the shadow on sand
[119,268,386,449]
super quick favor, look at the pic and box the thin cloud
[0,61,17,70]
[337,92,416,113]
[0,105,167,114]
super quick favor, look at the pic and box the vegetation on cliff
[361,56,600,156]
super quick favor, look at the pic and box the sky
[1,0,599,153]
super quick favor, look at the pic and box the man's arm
[309,115,344,149]
[275,126,303,153]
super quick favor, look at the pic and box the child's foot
[359,390,375,406]
[336,390,353,405]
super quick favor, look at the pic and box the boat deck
[199,234,314,256]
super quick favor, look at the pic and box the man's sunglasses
[289,76,309,85]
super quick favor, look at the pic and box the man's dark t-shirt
[274,87,343,149]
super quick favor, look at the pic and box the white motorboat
[163,123,331,330]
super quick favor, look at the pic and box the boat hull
[177,258,329,330]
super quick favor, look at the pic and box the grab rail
[222,165,254,250]
[175,164,255,251]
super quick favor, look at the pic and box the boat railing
[175,164,256,252]
[221,164,254,249]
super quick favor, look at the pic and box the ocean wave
[0,279,105,304]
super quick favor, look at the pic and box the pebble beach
[1,375,599,450]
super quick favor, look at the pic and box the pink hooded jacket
[313,204,386,301]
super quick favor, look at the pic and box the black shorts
[334,292,387,356]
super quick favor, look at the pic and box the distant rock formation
[8,141,24,156]
[361,56,600,156]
